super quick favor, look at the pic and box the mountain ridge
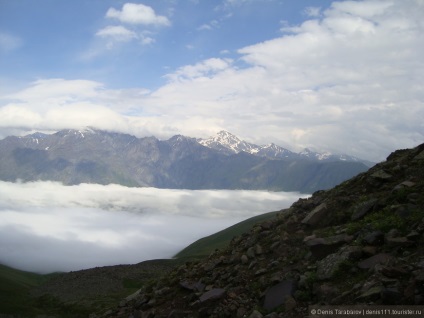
[0,128,369,193]
[198,130,374,166]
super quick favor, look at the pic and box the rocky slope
[95,143,424,317]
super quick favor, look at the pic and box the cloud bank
[0,181,305,273]
[0,0,423,162]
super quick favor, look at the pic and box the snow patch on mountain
[198,131,373,165]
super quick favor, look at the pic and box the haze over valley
[0,180,307,273]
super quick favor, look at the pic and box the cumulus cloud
[166,58,233,81]
[91,3,169,53]
[106,3,171,26]
[1,1,423,162]
[303,7,321,17]
[96,25,138,42]
[0,181,305,273]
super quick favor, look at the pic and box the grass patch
[347,205,424,236]
[174,211,279,259]
[0,264,61,316]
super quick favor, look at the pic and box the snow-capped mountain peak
[198,131,374,165]
[198,131,295,159]
[198,130,257,154]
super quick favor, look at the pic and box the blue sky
[0,0,423,161]
[0,0,331,88]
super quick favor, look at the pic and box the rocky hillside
[95,143,424,317]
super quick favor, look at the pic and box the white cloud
[0,181,305,273]
[166,58,233,81]
[96,25,138,42]
[304,7,321,17]
[1,1,423,162]
[5,78,102,103]
[197,20,219,31]
[106,3,171,26]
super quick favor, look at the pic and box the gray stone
[393,181,416,191]
[199,288,226,303]
[316,246,362,280]
[255,244,263,255]
[241,254,249,264]
[305,234,351,259]
[362,246,377,256]
[248,310,264,318]
[370,170,393,181]
[413,150,424,161]
[357,285,383,302]
[380,266,408,278]
[385,236,414,247]
[284,296,297,311]
[363,230,384,246]
[316,253,345,280]
[301,203,328,227]
[351,199,378,221]
[125,289,142,302]
[357,253,394,270]
[263,280,297,311]
[179,280,205,292]
[247,247,256,259]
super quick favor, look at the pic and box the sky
[0,0,423,162]
[0,181,306,273]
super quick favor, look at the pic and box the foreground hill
[94,143,423,317]
[0,129,368,192]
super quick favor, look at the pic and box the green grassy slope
[0,264,57,315]
[174,211,279,259]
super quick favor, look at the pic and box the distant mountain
[199,130,374,166]
[198,130,296,159]
[0,128,370,193]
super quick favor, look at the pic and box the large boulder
[301,203,328,227]
[263,280,298,311]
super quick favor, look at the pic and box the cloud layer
[0,181,305,273]
[0,0,423,162]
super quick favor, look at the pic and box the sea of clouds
[0,181,308,273]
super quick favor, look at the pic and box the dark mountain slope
[0,129,368,192]
[97,143,424,317]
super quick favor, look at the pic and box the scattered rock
[357,285,384,302]
[385,236,414,247]
[306,234,352,259]
[179,280,205,292]
[316,246,362,280]
[263,280,297,311]
[301,203,328,227]
[351,198,379,221]
[363,230,384,246]
[357,253,394,270]
[370,170,393,181]
[248,310,264,318]
[199,288,226,303]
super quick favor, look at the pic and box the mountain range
[0,128,371,193]
[199,130,373,165]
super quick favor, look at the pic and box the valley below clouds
[0,181,307,273]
